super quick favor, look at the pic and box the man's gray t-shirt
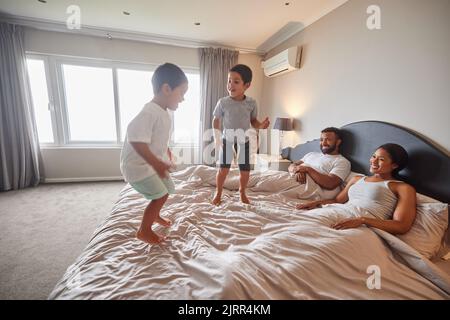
[213,96,258,134]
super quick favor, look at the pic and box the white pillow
[397,193,449,259]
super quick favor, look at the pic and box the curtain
[0,23,41,191]
[199,47,238,164]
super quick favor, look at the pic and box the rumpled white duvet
[49,165,450,299]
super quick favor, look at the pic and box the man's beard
[321,144,336,154]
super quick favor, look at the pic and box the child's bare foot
[212,193,222,206]
[240,191,250,204]
[136,229,165,244]
[155,216,172,227]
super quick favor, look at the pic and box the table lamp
[273,117,293,156]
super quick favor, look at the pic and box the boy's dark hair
[377,143,409,177]
[321,127,342,142]
[152,62,188,94]
[230,64,253,84]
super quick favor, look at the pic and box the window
[117,68,200,146]
[27,59,54,143]
[117,68,153,141]
[172,72,201,145]
[62,64,116,142]
[25,55,201,147]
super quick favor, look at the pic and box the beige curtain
[0,23,41,191]
[199,47,238,164]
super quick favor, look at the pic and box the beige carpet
[0,181,126,300]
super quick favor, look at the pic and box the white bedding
[49,166,450,299]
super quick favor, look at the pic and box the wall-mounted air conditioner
[261,46,301,78]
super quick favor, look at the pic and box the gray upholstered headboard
[281,121,450,204]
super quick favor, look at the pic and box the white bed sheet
[49,166,450,299]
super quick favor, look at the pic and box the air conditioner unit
[261,46,301,78]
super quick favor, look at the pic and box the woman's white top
[347,177,399,220]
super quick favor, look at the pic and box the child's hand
[154,160,171,179]
[168,151,177,171]
[261,117,270,129]
[168,161,177,173]
[214,139,222,150]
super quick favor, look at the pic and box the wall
[260,0,450,155]
[237,53,264,107]
[24,28,263,181]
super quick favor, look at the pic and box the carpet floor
[0,181,125,300]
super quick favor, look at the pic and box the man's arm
[288,161,307,184]
[295,165,342,190]
[296,176,361,210]
[288,161,304,175]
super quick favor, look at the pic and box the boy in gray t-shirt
[212,64,270,205]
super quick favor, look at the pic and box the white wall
[237,53,264,107]
[24,28,200,68]
[24,28,263,181]
[260,0,450,155]
[237,53,268,153]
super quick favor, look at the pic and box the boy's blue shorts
[129,174,175,200]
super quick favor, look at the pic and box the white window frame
[26,53,201,148]
[27,54,59,146]
[57,56,121,146]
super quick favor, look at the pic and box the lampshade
[273,117,293,131]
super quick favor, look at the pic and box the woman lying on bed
[296,143,417,235]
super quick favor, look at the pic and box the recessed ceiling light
[123,11,130,15]
[38,0,47,3]
[194,22,201,26]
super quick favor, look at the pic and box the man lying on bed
[288,127,351,199]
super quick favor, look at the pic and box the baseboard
[44,176,125,183]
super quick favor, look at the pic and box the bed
[49,121,450,299]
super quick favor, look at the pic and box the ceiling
[0,0,348,52]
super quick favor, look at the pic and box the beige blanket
[49,166,450,299]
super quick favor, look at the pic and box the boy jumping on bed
[212,64,270,205]
[120,63,188,244]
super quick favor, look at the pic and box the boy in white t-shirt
[120,63,188,244]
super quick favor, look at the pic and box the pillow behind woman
[397,193,448,259]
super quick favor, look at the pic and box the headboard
[281,121,450,204]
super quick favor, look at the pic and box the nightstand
[254,154,292,172]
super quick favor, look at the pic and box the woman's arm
[333,183,417,234]
[296,176,361,210]
[296,198,336,210]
